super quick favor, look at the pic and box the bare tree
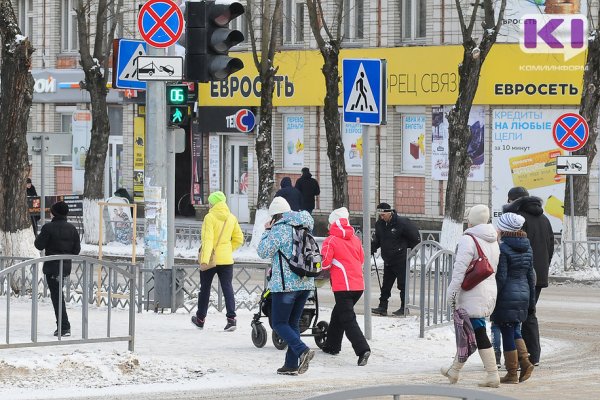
[75,0,122,244]
[439,0,507,249]
[306,0,348,208]
[246,0,283,209]
[0,0,39,287]
[564,6,600,265]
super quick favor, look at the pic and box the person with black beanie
[34,201,81,337]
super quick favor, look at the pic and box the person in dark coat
[295,167,320,214]
[34,201,81,337]
[370,202,421,316]
[502,186,554,366]
[26,178,38,196]
[491,212,536,384]
[275,177,303,211]
[26,178,40,236]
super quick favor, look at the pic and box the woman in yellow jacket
[192,191,244,331]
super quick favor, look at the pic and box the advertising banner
[191,121,203,205]
[431,106,485,181]
[343,121,363,173]
[491,108,573,232]
[209,135,220,192]
[283,115,305,169]
[133,116,145,203]
[402,114,426,173]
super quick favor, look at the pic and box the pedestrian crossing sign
[114,38,148,90]
[343,59,386,125]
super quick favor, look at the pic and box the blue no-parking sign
[343,59,386,125]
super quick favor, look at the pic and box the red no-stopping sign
[552,113,589,152]
[137,0,184,48]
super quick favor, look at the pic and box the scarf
[453,308,477,362]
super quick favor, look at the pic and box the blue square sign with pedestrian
[343,59,384,125]
[115,39,148,90]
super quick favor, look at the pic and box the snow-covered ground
[0,296,569,400]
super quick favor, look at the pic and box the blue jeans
[196,265,236,320]
[492,322,522,353]
[271,290,311,369]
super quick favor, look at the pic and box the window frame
[61,0,79,52]
[18,0,34,40]
[283,0,305,46]
[402,0,426,41]
[343,0,365,42]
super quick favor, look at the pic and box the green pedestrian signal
[168,106,188,126]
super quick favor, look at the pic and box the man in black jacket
[502,186,554,365]
[295,167,320,214]
[275,177,303,211]
[34,201,81,337]
[371,203,421,316]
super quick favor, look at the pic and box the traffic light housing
[185,1,245,82]
[166,84,189,126]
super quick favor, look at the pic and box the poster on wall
[209,135,220,192]
[491,108,572,233]
[499,0,587,43]
[402,114,426,173]
[71,110,92,194]
[133,116,145,203]
[431,106,485,181]
[283,115,304,169]
[343,121,363,172]
[191,122,203,205]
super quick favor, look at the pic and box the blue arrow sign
[343,59,384,125]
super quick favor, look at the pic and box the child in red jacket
[320,207,371,366]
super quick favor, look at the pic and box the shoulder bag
[461,233,494,291]
[198,216,230,271]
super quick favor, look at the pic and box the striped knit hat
[496,212,525,232]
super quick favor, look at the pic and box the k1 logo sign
[520,14,587,61]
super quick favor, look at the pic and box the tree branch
[466,0,480,39]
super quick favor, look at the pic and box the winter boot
[440,355,465,384]
[500,350,519,384]
[515,338,534,382]
[371,301,388,316]
[478,347,500,388]
[224,318,237,332]
[495,350,502,368]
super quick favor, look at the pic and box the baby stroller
[250,282,329,350]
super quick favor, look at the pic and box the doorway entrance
[104,136,124,199]
[226,137,249,223]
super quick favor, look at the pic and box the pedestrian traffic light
[185,1,245,82]
[166,84,189,126]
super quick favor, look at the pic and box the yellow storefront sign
[198,44,584,107]
[133,116,145,203]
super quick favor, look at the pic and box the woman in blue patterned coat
[491,212,536,384]
[257,197,316,376]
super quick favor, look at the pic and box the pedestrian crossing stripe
[344,63,379,115]
[119,43,147,81]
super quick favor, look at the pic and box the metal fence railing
[304,384,517,400]
[0,255,136,351]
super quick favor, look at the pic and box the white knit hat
[496,212,525,232]
[268,196,291,216]
[466,204,490,226]
[328,207,349,224]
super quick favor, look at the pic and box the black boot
[371,302,388,316]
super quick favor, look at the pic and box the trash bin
[152,268,184,310]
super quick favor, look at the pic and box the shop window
[61,0,79,52]
[402,0,426,40]
[18,0,34,40]
[343,0,364,41]
[283,0,305,45]
[109,106,123,136]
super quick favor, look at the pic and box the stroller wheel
[251,322,268,348]
[314,321,329,349]
[272,330,288,350]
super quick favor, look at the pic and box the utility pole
[144,45,169,271]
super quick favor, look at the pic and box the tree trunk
[0,0,40,290]
[255,69,276,209]
[321,44,348,208]
[563,29,600,267]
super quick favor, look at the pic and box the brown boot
[515,338,534,382]
[500,350,519,384]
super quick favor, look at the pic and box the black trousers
[522,286,542,363]
[379,262,406,307]
[46,274,70,330]
[325,291,370,356]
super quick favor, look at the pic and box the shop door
[104,137,124,199]
[226,138,249,222]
